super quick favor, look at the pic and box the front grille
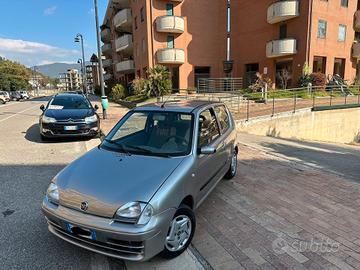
[48,222,144,259]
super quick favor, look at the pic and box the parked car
[10,91,22,101]
[0,91,10,102]
[39,93,100,140]
[42,100,238,261]
[19,90,30,99]
[0,92,7,104]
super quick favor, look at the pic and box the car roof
[135,100,223,113]
[54,92,85,98]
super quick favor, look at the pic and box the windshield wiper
[103,139,131,155]
[124,144,171,158]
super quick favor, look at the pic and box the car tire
[160,204,196,259]
[224,149,237,180]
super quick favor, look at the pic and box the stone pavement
[193,143,360,270]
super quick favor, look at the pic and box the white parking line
[0,104,39,123]
[0,102,26,109]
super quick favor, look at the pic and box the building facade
[101,0,360,89]
[58,69,83,91]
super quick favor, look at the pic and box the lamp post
[77,58,84,91]
[94,0,107,119]
[75,33,87,95]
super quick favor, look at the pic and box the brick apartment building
[101,0,360,90]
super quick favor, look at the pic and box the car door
[214,105,233,174]
[194,107,227,207]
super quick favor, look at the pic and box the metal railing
[161,85,360,121]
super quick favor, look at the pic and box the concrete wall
[237,108,360,144]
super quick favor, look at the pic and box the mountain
[33,63,81,78]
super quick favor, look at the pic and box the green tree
[111,84,127,100]
[0,58,31,91]
[144,65,171,99]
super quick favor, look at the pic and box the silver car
[42,100,238,261]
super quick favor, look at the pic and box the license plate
[64,126,78,131]
[65,222,97,240]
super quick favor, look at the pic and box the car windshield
[102,111,194,157]
[49,95,91,110]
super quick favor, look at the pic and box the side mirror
[94,104,99,111]
[200,146,216,155]
[40,104,45,111]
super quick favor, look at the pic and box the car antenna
[161,94,172,108]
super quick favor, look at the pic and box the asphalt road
[0,98,127,270]
[239,133,360,181]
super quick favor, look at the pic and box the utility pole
[75,34,87,95]
[94,0,107,119]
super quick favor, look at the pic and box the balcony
[116,60,135,74]
[101,44,112,56]
[115,34,133,55]
[101,28,111,43]
[114,9,132,32]
[352,42,360,58]
[157,48,185,64]
[267,1,299,24]
[266,39,297,58]
[355,11,360,31]
[104,73,113,81]
[112,0,130,9]
[156,16,185,33]
[103,59,113,68]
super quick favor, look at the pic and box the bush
[111,84,127,101]
[144,65,172,98]
[132,77,147,95]
[298,62,312,87]
[310,72,326,88]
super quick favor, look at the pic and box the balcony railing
[115,34,133,54]
[355,11,360,31]
[116,60,135,74]
[114,8,132,32]
[112,0,130,9]
[157,48,185,64]
[156,16,185,33]
[101,28,111,43]
[266,38,297,58]
[267,1,299,24]
[103,59,113,68]
[101,44,112,55]
[352,42,360,58]
[104,73,113,81]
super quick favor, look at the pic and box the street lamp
[93,0,107,119]
[75,33,87,95]
[77,58,84,90]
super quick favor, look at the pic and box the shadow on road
[25,123,93,144]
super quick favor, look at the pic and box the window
[214,106,230,133]
[333,58,345,77]
[111,112,148,140]
[140,7,145,22]
[338,24,346,42]
[167,36,174,48]
[194,66,211,88]
[318,20,327,39]
[313,56,327,74]
[142,38,146,53]
[134,16,138,30]
[279,24,287,39]
[341,0,348,7]
[166,3,174,16]
[198,109,220,148]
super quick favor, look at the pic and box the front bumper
[40,121,99,137]
[42,197,175,261]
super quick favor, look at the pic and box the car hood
[56,147,184,218]
[45,109,93,121]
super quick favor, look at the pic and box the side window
[198,109,220,148]
[214,106,230,133]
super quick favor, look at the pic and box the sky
[0,0,108,67]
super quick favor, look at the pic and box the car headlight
[46,182,59,204]
[42,116,56,123]
[85,114,98,124]
[114,202,153,225]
